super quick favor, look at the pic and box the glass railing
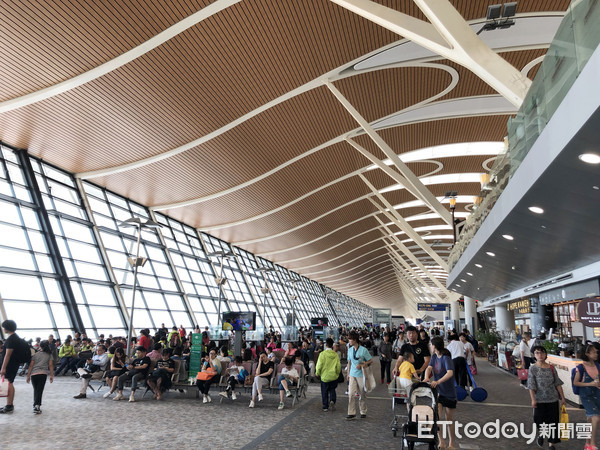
[448,0,600,272]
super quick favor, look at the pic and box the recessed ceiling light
[541,225,547,229]
[466,272,473,276]
[594,186,600,190]
[486,252,495,257]
[502,234,514,240]
[579,153,600,164]
[475,264,482,268]
[456,284,461,287]
[528,206,544,214]
[461,279,467,282]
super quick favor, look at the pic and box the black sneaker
[33,405,41,414]
[322,408,328,412]
[0,405,14,414]
[73,393,87,399]
[536,436,543,448]
[345,415,356,420]
[360,414,367,419]
[81,373,92,379]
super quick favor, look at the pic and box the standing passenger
[424,337,457,450]
[378,333,393,385]
[316,338,341,412]
[346,330,372,420]
[527,345,565,449]
[0,320,22,414]
[520,332,533,386]
[573,344,600,450]
[26,340,54,414]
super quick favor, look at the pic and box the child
[398,352,419,388]
[219,356,246,400]
[277,357,299,410]
[26,340,54,414]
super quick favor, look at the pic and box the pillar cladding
[495,304,515,332]
[450,300,461,330]
[464,296,478,332]
[529,296,546,336]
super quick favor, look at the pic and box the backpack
[571,363,599,395]
[14,337,32,365]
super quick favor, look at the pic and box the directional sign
[417,303,448,311]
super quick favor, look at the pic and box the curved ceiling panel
[0,0,573,314]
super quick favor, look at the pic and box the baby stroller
[400,382,439,450]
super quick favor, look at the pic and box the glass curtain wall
[0,145,373,340]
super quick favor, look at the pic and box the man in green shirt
[316,338,341,412]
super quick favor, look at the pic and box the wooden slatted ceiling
[265,214,383,261]
[300,244,389,276]
[287,228,388,270]
[93,87,360,205]
[333,66,453,123]
[0,1,215,100]
[1,0,400,174]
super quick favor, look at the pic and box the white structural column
[495,304,515,332]
[329,0,530,108]
[326,81,453,225]
[464,295,478,332]
[450,299,461,329]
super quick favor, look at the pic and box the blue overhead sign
[417,303,447,311]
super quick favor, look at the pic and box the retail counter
[547,355,582,405]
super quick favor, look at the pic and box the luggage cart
[389,377,409,437]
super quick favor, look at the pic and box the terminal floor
[0,357,594,449]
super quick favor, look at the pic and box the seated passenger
[196,349,221,404]
[113,346,150,402]
[219,356,246,400]
[249,351,274,408]
[73,344,109,399]
[147,349,175,400]
[146,343,163,361]
[277,357,299,410]
[103,347,127,398]
[54,338,76,376]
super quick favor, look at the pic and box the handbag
[337,370,345,384]
[196,367,217,381]
[469,362,477,376]
[0,377,9,398]
[559,404,569,441]
[517,368,528,381]
[362,365,376,393]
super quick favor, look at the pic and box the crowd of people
[6,317,600,449]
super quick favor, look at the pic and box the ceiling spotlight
[579,153,600,164]
[461,279,467,283]
[593,186,600,190]
[528,206,544,214]
[456,284,461,287]
[502,234,514,240]
[467,273,473,276]
[475,264,482,268]
[486,252,495,257]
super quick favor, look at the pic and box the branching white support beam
[329,0,531,108]
[385,240,444,303]
[373,213,450,296]
[361,173,448,270]
[389,257,442,305]
[326,81,453,225]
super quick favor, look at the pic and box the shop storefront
[507,298,532,336]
